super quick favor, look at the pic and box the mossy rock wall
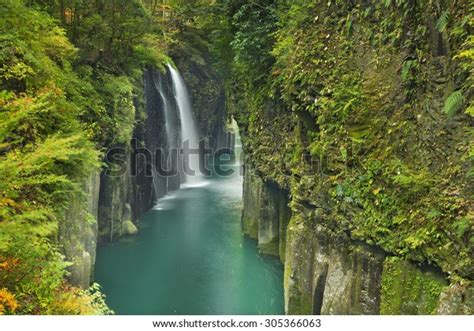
[283,204,384,315]
[231,0,472,302]
[59,173,101,289]
[380,257,447,314]
[98,155,133,242]
[242,170,473,314]
[242,166,291,257]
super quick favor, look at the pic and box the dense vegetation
[0,0,171,314]
[216,0,473,284]
[0,0,228,315]
[0,0,472,314]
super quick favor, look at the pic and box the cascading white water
[167,64,203,184]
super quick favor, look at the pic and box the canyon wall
[232,0,472,315]
[59,173,101,289]
[242,166,473,314]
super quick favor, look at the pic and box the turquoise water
[94,150,284,315]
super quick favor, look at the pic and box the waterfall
[167,64,203,184]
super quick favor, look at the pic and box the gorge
[95,127,285,314]
[0,0,472,316]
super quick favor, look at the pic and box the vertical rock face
[144,69,169,200]
[59,173,100,289]
[97,68,179,243]
[242,170,473,315]
[380,257,447,314]
[130,68,177,221]
[242,166,292,258]
[97,159,133,242]
[241,168,262,239]
[284,209,385,315]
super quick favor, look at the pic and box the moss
[283,217,295,313]
[437,284,474,314]
[283,257,291,312]
[380,257,447,314]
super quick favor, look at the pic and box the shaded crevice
[312,264,328,315]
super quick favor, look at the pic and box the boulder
[122,220,138,235]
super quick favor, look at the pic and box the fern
[383,0,392,8]
[436,10,449,32]
[443,91,465,118]
[401,60,414,81]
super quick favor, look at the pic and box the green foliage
[28,0,154,72]
[0,0,77,92]
[453,34,473,117]
[0,134,99,224]
[49,283,114,315]
[0,91,79,148]
[228,0,277,83]
[443,91,465,118]
[96,74,136,145]
[436,10,450,32]
[215,0,474,284]
[0,0,179,314]
[401,60,416,81]
[0,0,116,314]
[381,257,446,314]
[133,34,172,70]
[0,235,69,314]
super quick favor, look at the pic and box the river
[94,135,284,315]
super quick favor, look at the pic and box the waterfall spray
[167,64,203,184]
